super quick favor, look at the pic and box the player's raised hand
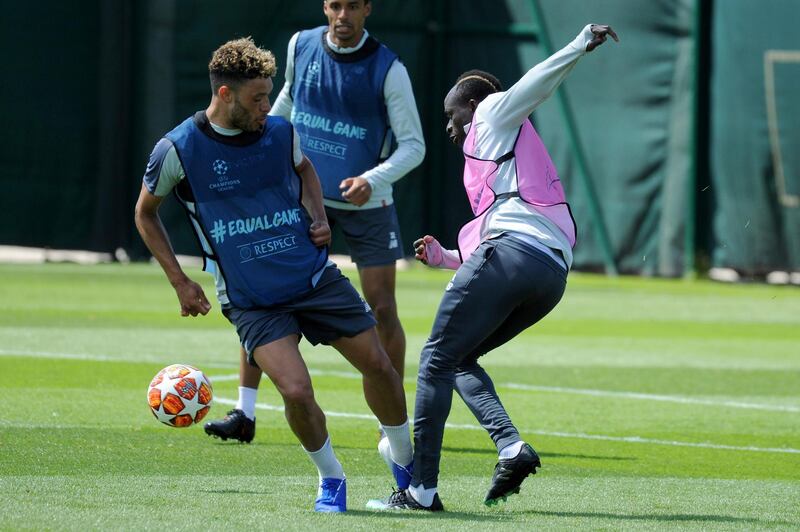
[309,220,331,247]
[340,176,372,206]
[586,24,619,52]
[414,235,462,270]
[174,278,211,317]
[413,235,433,264]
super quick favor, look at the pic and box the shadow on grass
[205,441,632,464]
[345,509,497,521]
[443,446,635,462]
[440,446,495,456]
[347,508,797,527]
[199,488,270,495]
[541,451,635,462]
[522,509,798,527]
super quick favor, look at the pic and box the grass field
[1,262,798,530]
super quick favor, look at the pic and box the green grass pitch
[1,262,798,530]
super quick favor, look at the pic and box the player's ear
[218,85,235,103]
[468,99,478,111]
[363,1,372,17]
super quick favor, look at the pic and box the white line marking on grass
[0,349,127,362]
[209,369,800,414]
[207,374,240,382]
[502,383,800,413]
[4,349,797,414]
[213,397,800,455]
[216,397,377,421]
[0,349,235,369]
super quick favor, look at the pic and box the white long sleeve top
[468,24,597,270]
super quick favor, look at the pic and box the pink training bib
[457,117,577,260]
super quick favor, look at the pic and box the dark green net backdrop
[1,0,797,275]
[710,0,800,274]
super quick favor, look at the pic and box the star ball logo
[212,159,229,178]
[304,61,321,87]
[208,159,240,192]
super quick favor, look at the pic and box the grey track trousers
[411,234,567,489]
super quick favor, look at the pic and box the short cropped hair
[208,37,277,93]
[454,69,503,104]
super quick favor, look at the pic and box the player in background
[134,37,413,512]
[204,0,424,473]
[370,24,619,511]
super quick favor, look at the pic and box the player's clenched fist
[414,235,461,270]
[309,220,331,247]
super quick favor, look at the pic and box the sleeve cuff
[571,24,595,53]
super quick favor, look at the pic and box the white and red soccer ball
[148,364,213,427]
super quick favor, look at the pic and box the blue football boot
[314,477,347,512]
[378,436,413,489]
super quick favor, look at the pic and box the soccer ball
[147,364,213,427]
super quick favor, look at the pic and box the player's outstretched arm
[134,184,211,317]
[295,156,331,247]
[485,23,619,131]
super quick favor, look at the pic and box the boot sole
[204,427,254,443]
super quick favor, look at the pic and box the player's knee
[279,381,315,406]
[370,299,399,327]
[421,348,459,376]
[360,348,397,380]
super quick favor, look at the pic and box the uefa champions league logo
[304,61,321,87]
[208,159,240,192]
[212,159,229,178]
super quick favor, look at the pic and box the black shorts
[223,266,377,366]
[326,204,404,268]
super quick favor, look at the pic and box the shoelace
[386,488,409,506]
[320,479,343,492]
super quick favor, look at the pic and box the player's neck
[205,101,234,130]
[327,29,367,51]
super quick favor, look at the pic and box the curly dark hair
[208,37,277,93]
[453,69,503,104]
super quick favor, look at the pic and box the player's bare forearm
[296,157,327,224]
[134,185,211,316]
[134,186,188,287]
[295,157,331,247]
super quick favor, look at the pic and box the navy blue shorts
[222,266,377,366]
[326,204,404,268]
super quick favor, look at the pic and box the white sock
[304,436,345,480]
[379,420,413,466]
[378,436,394,469]
[408,484,436,507]
[498,440,525,460]
[235,386,258,421]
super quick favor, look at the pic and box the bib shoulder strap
[494,150,515,165]
[495,191,520,201]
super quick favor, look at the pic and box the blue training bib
[292,27,397,201]
[167,114,328,309]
